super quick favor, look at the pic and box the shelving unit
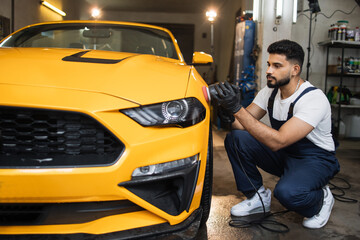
[318,40,360,137]
[331,104,360,109]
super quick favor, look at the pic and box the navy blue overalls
[225,87,340,217]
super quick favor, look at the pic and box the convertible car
[0,20,213,239]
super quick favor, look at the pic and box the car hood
[0,48,190,105]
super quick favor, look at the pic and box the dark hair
[267,39,305,72]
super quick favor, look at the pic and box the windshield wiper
[62,50,126,64]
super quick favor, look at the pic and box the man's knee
[224,130,253,151]
[274,183,312,210]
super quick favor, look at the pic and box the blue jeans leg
[224,130,285,198]
[274,155,338,217]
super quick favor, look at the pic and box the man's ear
[292,64,301,76]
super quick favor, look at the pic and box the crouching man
[211,39,340,228]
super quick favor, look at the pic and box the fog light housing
[119,155,201,216]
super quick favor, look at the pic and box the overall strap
[287,87,317,119]
[267,87,279,118]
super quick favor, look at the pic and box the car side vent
[0,106,124,168]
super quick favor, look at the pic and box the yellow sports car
[0,20,213,239]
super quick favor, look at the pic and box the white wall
[255,0,296,89]
[292,0,360,92]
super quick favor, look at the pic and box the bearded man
[211,39,340,229]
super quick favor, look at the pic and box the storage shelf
[327,73,360,78]
[318,40,360,48]
[331,104,360,109]
[320,40,360,138]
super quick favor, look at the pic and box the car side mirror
[192,52,213,66]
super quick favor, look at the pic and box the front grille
[0,106,124,167]
[0,200,143,225]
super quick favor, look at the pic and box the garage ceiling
[85,0,228,13]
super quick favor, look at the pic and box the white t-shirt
[253,81,335,151]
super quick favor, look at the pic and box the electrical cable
[317,4,358,19]
[229,209,290,232]
[228,126,290,233]
[329,177,358,203]
[297,13,311,20]
[298,4,358,20]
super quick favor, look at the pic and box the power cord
[329,177,358,203]
[318,4,358,19]
[229,210,290,233]
[297,4,358,20]
[228,127,290,233]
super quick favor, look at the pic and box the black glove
[210,82,242,114]
[217,107,235,124]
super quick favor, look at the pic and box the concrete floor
[196,128,360,240]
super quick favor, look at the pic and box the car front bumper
[0,209,203,240]
[0,84,210,235]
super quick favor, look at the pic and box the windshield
[0,23,178,59]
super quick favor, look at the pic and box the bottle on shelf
[337,20,348,41]
[355,57,360,73]
[333,23,339,40]
[349,57,354,73]
[346,28,355,41]
[355,27,360,41]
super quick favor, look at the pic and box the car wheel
[200,126,213,226]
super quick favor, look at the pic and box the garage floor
[196,128,360,240]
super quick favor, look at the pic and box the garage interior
[0,0,359,239]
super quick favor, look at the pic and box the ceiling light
[40,1,66,17]
[206,10,217,22]
[91,8,101,19]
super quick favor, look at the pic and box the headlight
[121,97,206,127]
[131,154,199,178]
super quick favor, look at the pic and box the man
[210,39,340,229]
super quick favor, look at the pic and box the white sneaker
[303,185,334,229]
[231,186,271,217]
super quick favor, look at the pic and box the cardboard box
[327,65,338,74]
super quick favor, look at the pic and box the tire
[199,126,213,226]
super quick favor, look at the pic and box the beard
[266,74,290,88]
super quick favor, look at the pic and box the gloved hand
[209,82,242,114]
[217,107,235,124]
